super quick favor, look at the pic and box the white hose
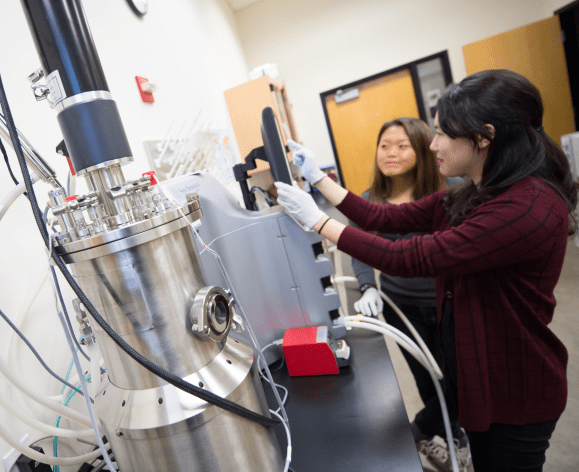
[344,316,459,472]
[0,423,110,466]
[0,353,92,427]
[331,275,358,285]
[0,394,97,439]
[344,316,436,376]
[0,170,40,221]
[378,291,443,379]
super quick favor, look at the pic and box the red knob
[65,195,79,202]
[142,171,158,185]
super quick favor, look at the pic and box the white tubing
[0,395,97,439]
[331,275,358,285]
[0,353,92,427]
[344,317,459,472]
[0,170,39,221]
[378,291,443,379]
[270,409,292,472]
[0,423,110,466]
[344,317,434,374]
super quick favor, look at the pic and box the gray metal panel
[161,173,341,353]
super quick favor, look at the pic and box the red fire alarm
[135,76,155,103]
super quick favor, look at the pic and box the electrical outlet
[2,434,29,472]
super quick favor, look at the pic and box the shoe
[411,422,473,472]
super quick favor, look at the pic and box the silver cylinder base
[96,337,283,471]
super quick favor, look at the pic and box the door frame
[319,50,452,188]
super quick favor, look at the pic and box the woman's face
[376,125,417,178]
[430,113,486,184]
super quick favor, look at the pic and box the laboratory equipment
[15,0,284,470]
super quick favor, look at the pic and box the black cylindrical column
[20,0,132,174]
[21,0,108,97]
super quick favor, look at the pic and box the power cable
[0,135,21,187]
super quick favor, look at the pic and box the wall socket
[2,434,29,472]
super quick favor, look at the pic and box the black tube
[20,0,132,174]
[57,100,132,171]
[20,0,109,97]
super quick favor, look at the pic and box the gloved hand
[354,287,383,317]
[287,139,327,185]
[275,181,325,230]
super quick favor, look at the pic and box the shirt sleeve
[337,185,568,278]
[336,190,443,235]
[349,190,377,288]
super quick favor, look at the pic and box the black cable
[0,135,22,188]
[250,186,277,207]
[0,72,279,429]
[0,307,87,398]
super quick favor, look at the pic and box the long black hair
[438,69,578,234]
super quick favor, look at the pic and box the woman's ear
[477,124,495,149]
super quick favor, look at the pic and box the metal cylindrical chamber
[20,0,109,96]
[57,206,283,470]
[96,338,283,472]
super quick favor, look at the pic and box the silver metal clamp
[190,286,235,342]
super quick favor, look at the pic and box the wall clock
[127,0,148,17]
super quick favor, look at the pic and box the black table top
[264,329,423,472]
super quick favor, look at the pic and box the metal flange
[190,286,234,342]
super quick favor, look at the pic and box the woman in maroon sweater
[275,69,578,471]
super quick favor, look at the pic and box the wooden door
[224,75,288,175]
[463,16,575,143]
[323,69,420,196]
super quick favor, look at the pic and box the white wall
[0,0,247,469]
[233,0,565,167]
[543,0,574,15]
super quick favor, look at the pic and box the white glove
[287,139,327,185]
[274,181,325,230]
[354,287,383,317]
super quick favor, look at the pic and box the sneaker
[411,423,473,472]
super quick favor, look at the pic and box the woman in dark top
[348,118,470,471]
[275,69,578,472]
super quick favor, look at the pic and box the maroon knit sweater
[337,176,569,431]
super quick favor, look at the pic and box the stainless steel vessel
[52,179,283,471]
[20,1,283,468]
